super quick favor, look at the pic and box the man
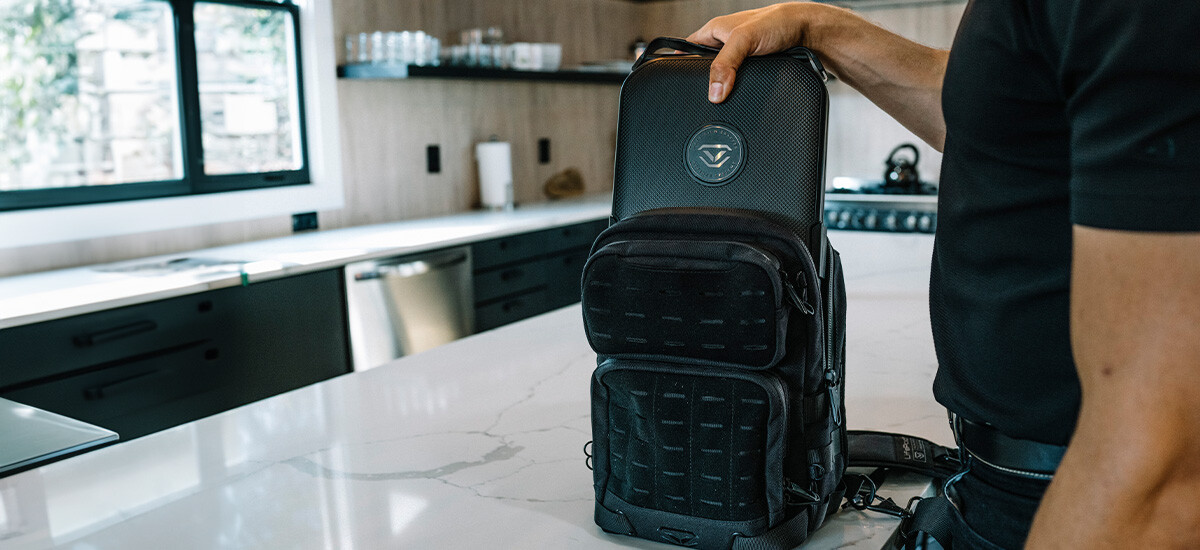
[688,2,1200,549]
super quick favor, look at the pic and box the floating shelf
[337,64,628,84]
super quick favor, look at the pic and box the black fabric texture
[602,367,778,522]
[588,208,823,376]
[899,464,1045,550]
[583,239,787,368]
[932,0,1200,446]
[732,506,810,550]
[905,496,959,549]
[599,491,772,549]
[585,211,848,550]
[951,461,1051,550]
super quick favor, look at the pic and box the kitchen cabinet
[0,269,350,442]
[471,219,607,332]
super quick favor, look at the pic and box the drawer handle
[499,268,525,282]
[502,299,524,312]
[83,370,158,400]
[73,320,158,348]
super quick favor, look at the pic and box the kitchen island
[0,231,946,549]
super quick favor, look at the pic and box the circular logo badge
[685,124,746,186]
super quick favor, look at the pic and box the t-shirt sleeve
[1049,2,1200,231]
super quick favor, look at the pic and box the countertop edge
[0,195,612,330]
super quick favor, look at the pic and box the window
[0,0,309,212]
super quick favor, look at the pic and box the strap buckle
[843,473,919,520]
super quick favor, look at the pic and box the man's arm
[1027,227,1200,548]
[687,3,949,150]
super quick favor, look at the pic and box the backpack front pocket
[582,239,802,370]
[590,358,790,546]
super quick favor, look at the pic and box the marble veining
[0,230,944,549]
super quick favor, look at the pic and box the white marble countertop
[0,230,945,549]
[0,195,612,330]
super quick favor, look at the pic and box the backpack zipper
[825,249,841,427]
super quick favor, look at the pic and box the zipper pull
[784,479,820,505]
[784,274,816,315]
[825,369,842,426]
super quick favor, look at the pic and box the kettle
[883,143,921,193]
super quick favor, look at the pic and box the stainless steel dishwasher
[344,247,474,371]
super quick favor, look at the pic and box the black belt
[952,414,1066,478]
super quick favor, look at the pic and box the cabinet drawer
[220,269,350,397]
[541,219,608,255]
[0,341,231,437]
[545,248,590,309]
[0,294,222,388]
[471,231,548,271]
[473,259,550,304]
[474,289,550,332]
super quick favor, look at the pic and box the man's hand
[1027,227,1200,548]
[687,2,950,150]
[687,4,833,103]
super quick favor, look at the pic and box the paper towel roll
[476,140,514,211]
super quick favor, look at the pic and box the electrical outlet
[427,144,441,173]
[292,212,318,232]
[538,138,551,164]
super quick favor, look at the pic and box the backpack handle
[633,36,828,81]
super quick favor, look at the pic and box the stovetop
[824,177,938,233]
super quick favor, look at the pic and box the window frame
[0,0,312,212]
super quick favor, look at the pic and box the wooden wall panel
[334,0,638,67]
[331,78,621,230]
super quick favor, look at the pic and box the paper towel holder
[476,136,515,211]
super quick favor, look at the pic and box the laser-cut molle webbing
[583,247,785,368]
[604,369,773,522]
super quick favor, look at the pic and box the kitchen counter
[0,195,612,330]
[0,230,945,549]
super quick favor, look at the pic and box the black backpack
[582,38,848,549]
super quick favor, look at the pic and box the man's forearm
[805,6,949,150]
[690,3,949,150]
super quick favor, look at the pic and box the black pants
[942,455,1053,550]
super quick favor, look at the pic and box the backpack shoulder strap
[843,431,968,550]
[847,430,961,479]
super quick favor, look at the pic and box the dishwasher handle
[353,249,470,281]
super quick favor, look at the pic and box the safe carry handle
[634,36,828,81]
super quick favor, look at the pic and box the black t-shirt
[932,0,1200,445]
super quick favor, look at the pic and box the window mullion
[174,0,205,190]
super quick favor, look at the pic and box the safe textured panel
[603,370,771,522]
[613,56,828,242]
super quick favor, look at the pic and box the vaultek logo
[697,144,733,168]
[686,124,745,186]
